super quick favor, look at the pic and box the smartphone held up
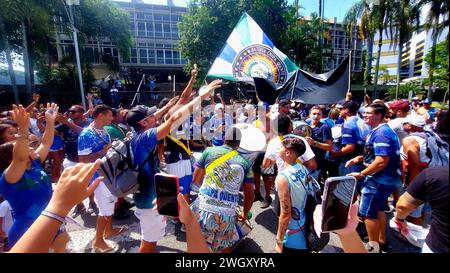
[320,176,358,233]
[154,173,180,218]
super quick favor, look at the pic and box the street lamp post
[64,0,86,110]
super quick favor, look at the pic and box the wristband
[41,210,67,225]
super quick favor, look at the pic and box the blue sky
[115,0,360,22]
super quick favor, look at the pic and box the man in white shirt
[262,114,317,212]
[387,100,411,143]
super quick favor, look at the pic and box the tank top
[278,162,309,249]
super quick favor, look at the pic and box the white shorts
[134,208,166,243]
[94,182,117,217]
[63,158,77,169]
[166,159,192,178]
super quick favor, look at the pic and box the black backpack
[301,175,330,252]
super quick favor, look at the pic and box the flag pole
[348,50,353,92]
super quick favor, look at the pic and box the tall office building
[55,0,188,81]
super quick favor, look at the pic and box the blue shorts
[179,174,193,194]
[359,178,397,219]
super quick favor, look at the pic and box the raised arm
[178,64,198,105]
[25,93,40,113]
[157,80,222,141]
[154,95,179,121]
[35,103,58,161]
[4,105,31,184]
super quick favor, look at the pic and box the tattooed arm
[275,175,291,253]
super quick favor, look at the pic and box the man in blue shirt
[125,79,223,253]
[204,103,233,146]
[330,100,370,176]
[78,105,126,253]
[347,103,402,253]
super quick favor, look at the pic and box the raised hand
[32,93,40,104]
[47,161,103,216]
[45,103,59,125]
[191,64,199,79]
[11,104,30,133]
[86,93,93,101]
[55,113,69,125]
[200,79,222,100]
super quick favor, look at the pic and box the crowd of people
[0,64,448,254]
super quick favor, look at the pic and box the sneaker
[180,224,186,233]
[365,242,381,253]
[254,192,264,203]
[70,205,86,218]
[87,203,97,215]
[260,196,272,209]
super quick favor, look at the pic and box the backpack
[411,130,449,167]
[301,175,330,252]
[97,139,151,198]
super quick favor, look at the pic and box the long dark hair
[0,143,14,172]
[0,122,17,145]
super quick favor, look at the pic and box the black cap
[279,99,291,107]
[342,100,359,114]
[125,105,158,129]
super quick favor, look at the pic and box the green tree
[412,0,449,97]
[390,0,413,99]
[386,80,423,100]
[343,0,398,99]
[284,11,328,73]
[424,40,449,92]
[178,0,290,83]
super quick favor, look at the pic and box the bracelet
[15,133,30,140]
[41,210,67,225]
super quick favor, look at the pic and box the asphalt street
[65,183,425,253]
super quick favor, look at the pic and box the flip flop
[93,244,119,253]
[104,226,128,239]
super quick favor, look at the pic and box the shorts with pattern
[191,200,236,253]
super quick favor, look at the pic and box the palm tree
[343,0,376,93]
[411,0,449,98]
[389,0,413,100]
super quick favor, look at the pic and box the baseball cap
[421,98,432,104]
[403,114,426,128]
[388,100,410,112]
[125,105,158,129]
[214,103,224,111]
[411,96,419,101]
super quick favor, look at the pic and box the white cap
[215,103,224,111]
[403,114,426,128]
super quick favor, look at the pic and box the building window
[140,49,148,64]
[148,49,155,64]
[138,22,146,36]
[155,23,163,37]
[146,22,153,37]
[131,48,137,64]
[157,50,164,64]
